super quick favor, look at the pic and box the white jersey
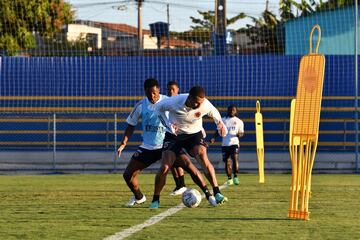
[155,94,223,135]
[221,116,244,147]
[126,94,167,150]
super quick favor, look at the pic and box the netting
[0,1,358,160]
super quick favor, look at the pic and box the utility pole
[137,0,144,49]
[167,3,170,48]
[215,0,226,36]
[265,0,269,11]
[214,0,227,55]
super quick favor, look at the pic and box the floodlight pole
[137,0,144,50]
[214,0,227,55]
[167,3,170,49]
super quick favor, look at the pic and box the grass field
[0,173,359,240]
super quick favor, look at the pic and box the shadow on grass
[195,217,290,221]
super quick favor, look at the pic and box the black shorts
[163,131,207,156]
[131,147,163,168]
[222,145,239,162]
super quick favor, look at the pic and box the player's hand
[217,122,228,137]
[210,138,216,144]
[117,142,126,157]
[170,123,178,135]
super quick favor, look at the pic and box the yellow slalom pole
[288,24,325,220]
[255,100,265,183]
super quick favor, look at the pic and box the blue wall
[0,55,357,152]
[0,55,356,110]
[285,6,359,55]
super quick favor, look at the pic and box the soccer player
[150,86,228,209]
[167,81,187,196]
[119,79,216,207]
[210,105,244,186]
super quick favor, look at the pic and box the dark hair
[189,86,205,98]
[144,78,159,90]
[227,105,237,117]
[167,81,179,87]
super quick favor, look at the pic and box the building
[284,6,359,55]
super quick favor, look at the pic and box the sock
[152,195,160,203]
[200,185,211,200]
[213,186,220,195]
[134,189,143,200]
[179,175,185,187]
[173,176,180,189]
[234,174,237,178]
[228,176,232,180]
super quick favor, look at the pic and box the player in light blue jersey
[118,79,216,207]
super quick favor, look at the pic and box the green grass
[0,174,359,240]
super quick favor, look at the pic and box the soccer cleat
[149,200,159,209]
[233,177,240,185]
[215,193,228,204]
[170,186,187,196]
[207,196,217,207]
[125,195,146,207]
[227,179,233,186]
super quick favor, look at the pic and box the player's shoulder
[236,117,244,124]
[133,99,144,110]
[159,94,168,101]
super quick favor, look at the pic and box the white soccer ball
[182,188,202,208]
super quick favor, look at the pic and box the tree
[243,10,284,54]
[173,10,246,44]
[0,0,73,55]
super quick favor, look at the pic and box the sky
[67,0,283,32]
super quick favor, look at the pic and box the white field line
[103,183,228,240]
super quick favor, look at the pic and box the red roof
[93,22,151,35]
[160,38,198,48]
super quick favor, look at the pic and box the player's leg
[150,149,176,208]
[186,132,228,204]
[222,146,233,185]
[150,133,180,208]
[170,163,187,195]
[176,166,186,189]
[170,166,181,191]
[123,150,149,206]
[231,145,240,185]
[175,153,216,206]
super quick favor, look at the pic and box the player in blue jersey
[118,79,216,207]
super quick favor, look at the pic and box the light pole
[137,0,144,49]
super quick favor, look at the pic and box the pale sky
[67,0,283,32]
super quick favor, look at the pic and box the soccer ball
[182,188,202,208]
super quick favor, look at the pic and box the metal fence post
[53,113,56,171]
[114,113,118,171]
[355,0,359,173]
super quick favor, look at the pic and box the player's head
[144,78,160,104]
[227,105,237,117]
[186,86,205,109]
[167,81,179,97]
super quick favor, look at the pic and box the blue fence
[0,55,358,153]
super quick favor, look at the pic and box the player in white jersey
[211,105,244,186]
[118,79,216,207]
[149,86,228,209]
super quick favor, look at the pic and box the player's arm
[210,130,219,144]
[206,100,228,137]
[118,124,135,156]
[155,98,177,135]
[237,120,245,139]
[118,101,141,157]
